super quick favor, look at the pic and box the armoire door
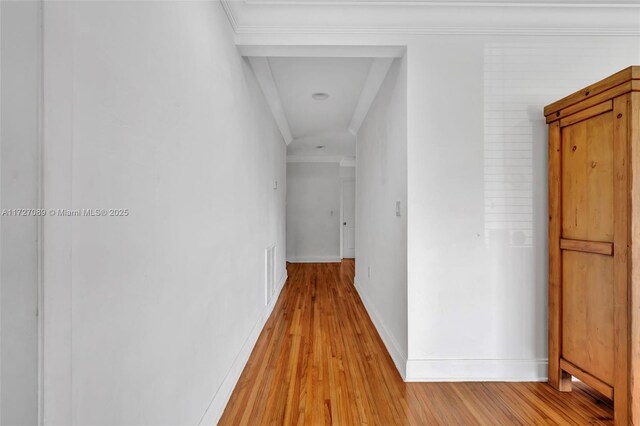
[560,108,616,385]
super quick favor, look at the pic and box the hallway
[219,261,614,425]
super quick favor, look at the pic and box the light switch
[273,180,278,190]
[396,201,401,216]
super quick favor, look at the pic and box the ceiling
[268,57,372,140]
[248,55,394,160]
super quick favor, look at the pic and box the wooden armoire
[545,66,640,424]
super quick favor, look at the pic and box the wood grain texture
[562,251,615,385]
[546,82,633,124]
[612,94,630,425]
[560,239,613,256]
[561,111,614,242]
[629,91,640,425]
[218,261,614,425]
[560,358,614,400]
[559,100,613,128]
[544,66,639,118]
[548,120,572,392]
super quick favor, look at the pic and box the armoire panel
[561,112,614,243]
[562,250,615,386]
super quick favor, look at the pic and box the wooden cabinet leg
[549,366,572,392]
[548,352,571,392]
[559,370,572,392]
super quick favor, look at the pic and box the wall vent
[265,245,276,305]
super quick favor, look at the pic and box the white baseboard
[198,270,288,425]
[287,256,341,263]
[405,358,548,382]
[354,277,408,379]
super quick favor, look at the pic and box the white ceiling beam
[287,156,345,163]
[286,156,356,165]
[247,57,294,145]
[348,58,394,136]
[340,157,356,167]
[238,45,405,58]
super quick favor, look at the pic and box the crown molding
[244,0,640,7]
[220,0,640,37]
[234,26,640,36]
[220,0,239,32]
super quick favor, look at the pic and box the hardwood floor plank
[218,260,613,425]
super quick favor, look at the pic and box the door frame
[340,178,355,260]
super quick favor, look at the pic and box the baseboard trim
[405,358,548,382]
[198,270,288,425]
[287,256,341,263]
[354,277,408,379]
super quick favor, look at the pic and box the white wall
[235,16,640,380]
[42,1,286,424]
[286,162,341,262]
[355,57,408,378]
[0,1,41,424]
[23,9,640,426]
[405,36,640,381]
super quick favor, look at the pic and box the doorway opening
[245,46,408,379]
[244,50,403,266]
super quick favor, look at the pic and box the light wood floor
[219,260,613,425]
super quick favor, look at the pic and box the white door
[342,180,356,258]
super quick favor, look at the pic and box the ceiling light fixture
[312,92,329,101]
